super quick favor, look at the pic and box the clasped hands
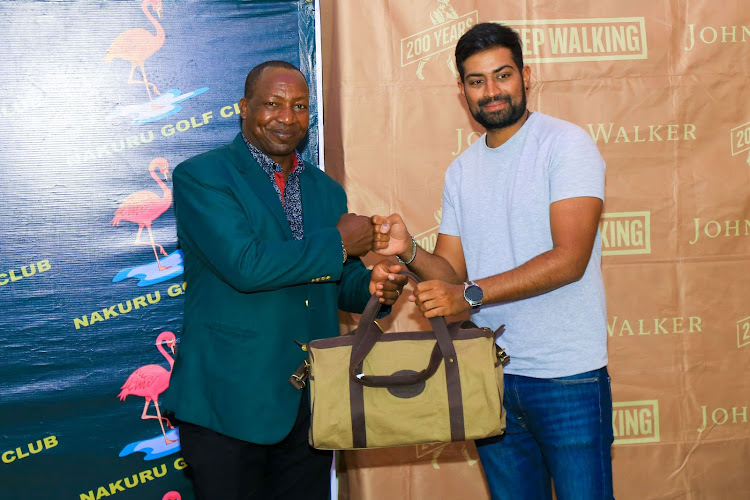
[338,213,469,317]
[336,213,405,306]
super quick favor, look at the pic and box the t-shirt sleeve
[549,125,606,203]
[438,163,460,237]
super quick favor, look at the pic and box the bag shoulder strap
[348,271,458,388]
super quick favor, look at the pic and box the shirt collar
[241,133,304,175]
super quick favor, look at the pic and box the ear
[522,65,531,91]
[457,78,465,95]
[239,97,249,120]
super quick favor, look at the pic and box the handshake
[337,212,416,307]
[336,213,412,260]
[339,212,466,317]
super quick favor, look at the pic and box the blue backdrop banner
[0,1,318,498]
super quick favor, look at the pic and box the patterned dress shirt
[242,134,305,240]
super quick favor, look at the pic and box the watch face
[465,284,483,304]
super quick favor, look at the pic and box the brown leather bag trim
[348,277,458,387]
[350,360,367,448]
[311,326,493,349]
[445,356,465,442]
[347,271,468,446]
[349,357,465,447]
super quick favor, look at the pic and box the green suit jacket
[163,133,372,444]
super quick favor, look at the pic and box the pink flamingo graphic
[118,331,178,444]
[112,157,172,271]
[105,0,165,105]
[162,492,181,500]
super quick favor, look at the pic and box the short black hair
[244,60,303,98]
[455,23,524,81]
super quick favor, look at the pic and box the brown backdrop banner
[322,0,750,498]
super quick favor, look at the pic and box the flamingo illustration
[105,0,165,105]
[118,331,178,444]
[112,157,172,271]
[162,492,181,500]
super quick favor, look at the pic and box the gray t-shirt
[439,111,607,378]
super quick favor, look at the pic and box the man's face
[240,67,309,163]
[458,47,530,131]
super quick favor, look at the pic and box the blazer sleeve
[337,250,372,313]
[173,160,344,293]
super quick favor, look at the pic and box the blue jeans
[477,367,614,500]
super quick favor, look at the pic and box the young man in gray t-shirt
[375,23,613,500]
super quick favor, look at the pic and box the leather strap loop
[349,271,458,388]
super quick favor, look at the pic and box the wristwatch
[463,281,483,308]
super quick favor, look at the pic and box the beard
[470,86,527,131]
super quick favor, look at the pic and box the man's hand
[369,261,408,305]
[413,280,469,318]
[371,213,411,258]
[337,213,382,257]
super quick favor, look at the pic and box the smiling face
[458,46,530,132]
[240,66,309,169]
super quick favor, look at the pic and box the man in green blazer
[163,61,405,500]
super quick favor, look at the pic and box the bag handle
[349,271,458,387]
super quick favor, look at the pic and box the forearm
[175,168,345,292]
[181,226,345,292]
[399,243,463,284]
[478,247,588,305]
[337,257,373,312]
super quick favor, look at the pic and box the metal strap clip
[289,359,310,390]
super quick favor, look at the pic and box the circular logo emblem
[386,370,427,399]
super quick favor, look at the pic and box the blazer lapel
[229,134,293,239]
[299,164,325,234]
